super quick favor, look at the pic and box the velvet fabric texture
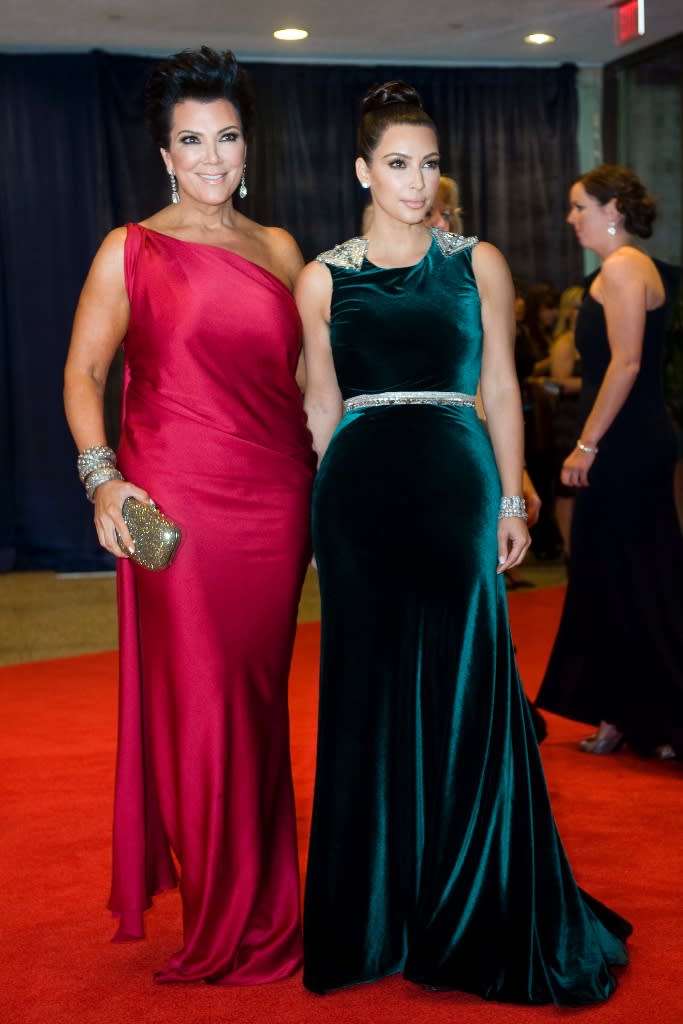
[303,230,631,1004]
[537,261,683,752]
[110,225,315,983]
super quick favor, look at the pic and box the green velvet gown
[303,229,631,1005]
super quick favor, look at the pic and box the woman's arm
[64,229,129,450]
[474,242,530,571]
[562,250,646,487]
[532,355,551,376]
[63,227,151,555]
[475,385,540,526]
[295,261,343,464]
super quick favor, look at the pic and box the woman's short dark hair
[579,164,656,239]
[357,80,437,163]
[145,46,255,149]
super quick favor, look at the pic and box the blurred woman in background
[424,174,463,233]
[537,164,683,759]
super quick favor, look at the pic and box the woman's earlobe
[355,157,370,190]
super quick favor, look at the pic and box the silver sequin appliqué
[316,229,478,270]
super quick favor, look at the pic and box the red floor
[1,586,681,1023]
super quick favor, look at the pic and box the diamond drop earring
[169,171,180,205]
[239,165,248,199]
[607,220,617,236]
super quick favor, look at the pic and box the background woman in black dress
[537,164,683,759]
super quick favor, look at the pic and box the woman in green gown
[297,80,630,1005]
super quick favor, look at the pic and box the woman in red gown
[63,48,315,984]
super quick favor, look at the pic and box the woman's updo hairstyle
[579,164,656,239]
[146,46,255,149]
[357,80,437,163]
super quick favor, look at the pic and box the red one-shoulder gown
[108,224,315,984]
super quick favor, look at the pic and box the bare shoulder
[472,241,513,292]
[602,244,647,275]
[263,225,300,256]
[72,227,130,339]
[296,258,331,293]
[601,246,665,311]
[472,240,504,265]
[263,224,299,251]
[97,225,128,259]
[295,261,332,324]
[261,225,304,286]
[85,226,128,286]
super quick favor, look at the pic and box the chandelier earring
[607,220,617,236]
[169,171,180,205]
[239,164,248,199]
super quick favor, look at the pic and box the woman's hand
[92,479,154,557]
[497,517,531,573]
[561,446,595,488]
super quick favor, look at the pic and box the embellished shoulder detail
[431,228,478,256]
[316,237,369,271]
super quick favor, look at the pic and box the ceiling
[2,1,682,66]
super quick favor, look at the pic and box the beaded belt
[343,390,477,413]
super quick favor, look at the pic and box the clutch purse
[116,497,181,571]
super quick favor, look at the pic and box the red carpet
[1,586,681,1023]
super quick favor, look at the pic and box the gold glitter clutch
[117,497,181,571]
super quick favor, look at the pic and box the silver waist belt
[343,390,476,412]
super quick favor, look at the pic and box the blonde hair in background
[553,286,584,339]
[433,176,463,234]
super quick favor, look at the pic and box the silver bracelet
[498,495,528,521]
[84,466,123,502]
[576,439,599,454]
[77,444,117,482]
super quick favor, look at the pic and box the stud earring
[361,182,370,190]
[239,165,248,199]
[169,171,180,205]
[607,220,617,236]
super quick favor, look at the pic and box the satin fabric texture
[109,224,315,983]
[303,230,631,1004]
[537,261,683,752]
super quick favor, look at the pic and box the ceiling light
[273,28,309,41]
[524,33,556,45]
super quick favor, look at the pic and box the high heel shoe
[578,730,625,754]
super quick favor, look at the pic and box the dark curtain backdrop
[0,52,580,571]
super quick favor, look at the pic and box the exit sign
[615,0,645,45]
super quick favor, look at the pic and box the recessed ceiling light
[524,32,556,45]
[273,28,309,41]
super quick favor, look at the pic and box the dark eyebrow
[381,151,440,160]
[175,124,241,135]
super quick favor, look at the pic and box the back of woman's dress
[537,263,683,752]
[109,224,315,983]
[303,229,630,1004]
